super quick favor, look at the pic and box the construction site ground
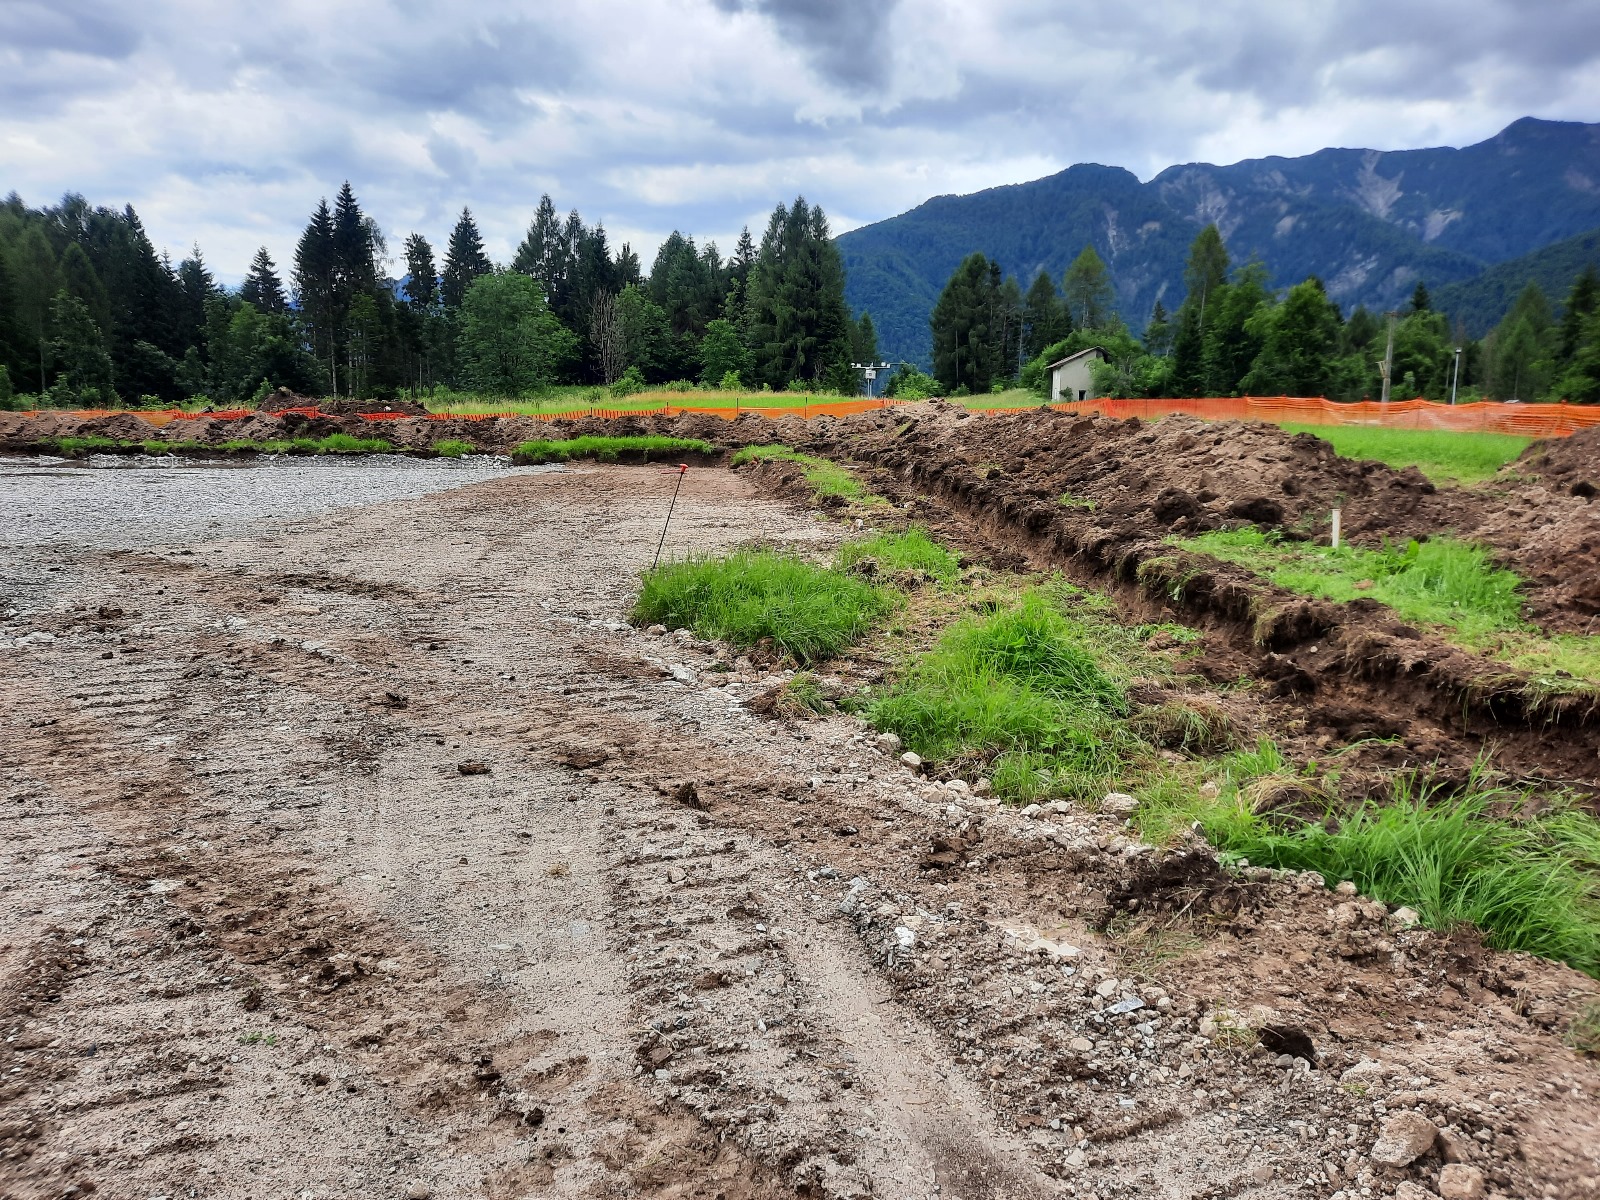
[2,442,1598,1200]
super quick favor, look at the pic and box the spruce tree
[1143,300,1173,357]
[331,182,377,296]
[1022,270,1069,360]
[293,200,339,388]
[48,289,117,404]
[932,252,1006,393]
[1559,265,1599,363]
[744,197,852,389]
[402,235,438,310]
[1410,280,1431,313]
[240,248,288,314]
[11,227,59,392]
[441,208,492,309]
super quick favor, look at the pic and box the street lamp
[1450,347,1462,405]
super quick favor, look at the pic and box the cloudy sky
[4,0,1598,282]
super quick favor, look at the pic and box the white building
[1047,346,1108,402]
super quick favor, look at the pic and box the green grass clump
[1182,527,1600,686]
[835,527,960,582]
[313,433,394,454]
[729,444,879,504]
[633,549,892,665]
[432,439,475,458]
[50,435,119,454]
[512,435,713,465]
[868,588,1148,797]
[1280,424,1531,485]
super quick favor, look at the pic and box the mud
[3,459,1598,1200]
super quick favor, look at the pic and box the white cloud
[2,0,1595,282]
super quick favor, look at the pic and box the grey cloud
[711,0,899,88]
[0,1,141,58]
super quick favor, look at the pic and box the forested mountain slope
[840,117,1600,365]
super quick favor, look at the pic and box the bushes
[633,549,891,665]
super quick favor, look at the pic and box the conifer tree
[1410,280,1431,313]
[1022,270,1070,360]
[744,197,852,390]
[240,248,288,314]
[1143,300,1173,357]
[293,199,339,389]
[441,208,492,309]
[402,235,439,311]
[11,226,59,392]
[48,289,116,404]
[1559,266,1599,363]
[1182,224,1230,325]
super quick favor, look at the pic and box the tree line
[919,225,1600,404]
[0,186,878,408]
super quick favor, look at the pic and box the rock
[899,751,923,769]
[1393,1184,1438,1200]
[457,761,490,775]
[666,866,687,884]
[1391,905,1422,927]
[1249,1162,1273,1185]
[1436,1127,1473,1164]
[1339,1059,1387,1089]
[1094,978,1119,999]
[1370,1110,1439,1168]
[646,624,668,635]
[406,1184,431,1200]
[875,732,903,755]
[1068,1037,1093,1052]
[893,926,917,950]
[1334,880,1359,896]
[1437,1164,1486,1200]
[669,663,697,685]
[1101,792,1139,817]
[973,777,993,796]
[1020,803,1043,819]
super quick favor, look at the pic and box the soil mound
[1519,425,1600,500]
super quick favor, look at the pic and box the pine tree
[852,313,879,366]
[11,227,59,392]
[402,235,438,310]
[744,197,852,389]
[441,208,492,309]
[240,248,287,314]
[1022,270,1070,360]
[1061,246,1114,332]
[293,199,339,390]
[59,242,111,340]
[331,182,377,297]
[932,252,1009,393]
[1143,300,1173,357]
[1559,265,1599,363]
[1166,303,1204,396]
[48,289,117,404]
[174,248,218,368]
[1410,280,1431,313]
[1200,263,1272,395]
[513,195,565,304]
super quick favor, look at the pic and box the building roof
[1046,346,1108,370]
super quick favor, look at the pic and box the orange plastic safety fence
[1047,396,1600,437]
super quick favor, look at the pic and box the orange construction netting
[17,396,1600,437]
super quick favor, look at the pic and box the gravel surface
[2,463,1597,1200]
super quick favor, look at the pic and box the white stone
[1101,792,1139,817]
[1369,1111,1438,1168]
[899,751,923,769]
[1437,1164,1486,1200]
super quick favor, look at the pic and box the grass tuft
[633,549,891,665]
[512,435,713,465]
[836,527,960,582]
[432,438,475,458]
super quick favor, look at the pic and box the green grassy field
[1280,423,1532,485]
[510,435,714,464]
[728,443,881,504]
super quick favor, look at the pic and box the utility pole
[1378,311,1398,405]
[1450,347,1462,405]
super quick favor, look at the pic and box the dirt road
[3,462,1597,1200]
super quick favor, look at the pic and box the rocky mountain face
[839,117,1600,365]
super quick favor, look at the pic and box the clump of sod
[868,588,1145,797]
[836,526,960,582]
[1182,527,1600,687]
[729,443,879,504]
[512,435,713,465]
[432,439,475,458]
[633,549,892,665]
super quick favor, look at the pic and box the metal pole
[1450,348,1461,405]
[651,465,688,571]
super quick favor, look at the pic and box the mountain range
[837,117,1600,365]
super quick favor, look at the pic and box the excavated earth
[1,410,1599,1200]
